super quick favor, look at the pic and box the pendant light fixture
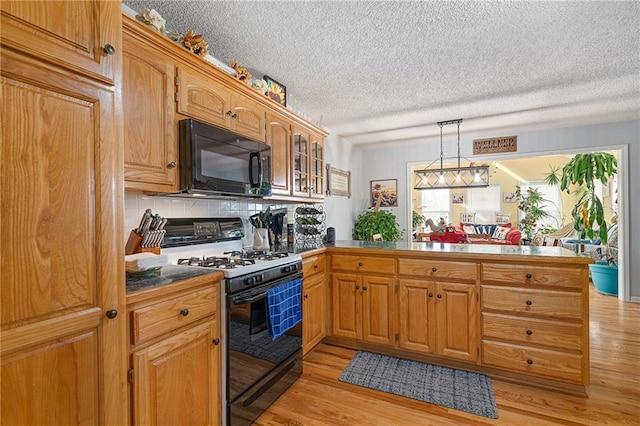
[413,119,490,190]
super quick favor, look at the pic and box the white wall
[358,119,639,299]
[323,132,364,240]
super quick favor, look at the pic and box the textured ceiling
[123,0,640,148]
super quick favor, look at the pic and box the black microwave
[178,119,271,198]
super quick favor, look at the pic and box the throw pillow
[475,224,498,235]
[495,213,511,224]
[460,213,476,224]
[492,226,511,240]
[463,224,477,234]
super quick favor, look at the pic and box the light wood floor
[256,286,640,425]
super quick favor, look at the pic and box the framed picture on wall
[503,192,517,203]
[370,179,398,207]
[452,193,464,204]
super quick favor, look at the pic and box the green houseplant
[353,208,405,241]
[545,152,618,295]
[515,186,551,241]
[412,210,426,229]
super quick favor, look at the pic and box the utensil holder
[125,230,161,255]
[253,228,270,250]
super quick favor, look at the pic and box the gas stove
[160,217,302,282]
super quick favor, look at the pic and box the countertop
[302,240,594,263]
[126,265,221,294]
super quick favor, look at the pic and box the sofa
[459,222,522,245]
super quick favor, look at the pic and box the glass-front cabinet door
[292,127,309,197]
[310,134,324,199]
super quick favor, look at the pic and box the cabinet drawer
[482,313,582,351]
[482,286,582,320]
[132,287,218,345]
[398,258,477,281]
[482,340,584,384]
[303,255,326,278]
[481,263,584,288]
[331,254,395,274]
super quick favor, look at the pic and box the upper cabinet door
[123,32,178,192]
[0,0,120,85]
[176,64,231,129]
[230,92,267,142]
[309,133,325,199]
[267,113,292,195]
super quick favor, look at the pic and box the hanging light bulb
[474,168,481,182]
[455,171,462,182]
[439,173,445,184]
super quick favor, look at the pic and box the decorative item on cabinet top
[264,75,287,106]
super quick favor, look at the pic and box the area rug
[339,351,498,419]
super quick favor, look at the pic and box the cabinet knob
[525,273,533,279]
[437,294,442,299]
[358,262,364,267]
[428,292,433,298]
[363,286,367,291]
[525,300,532,306]
[313,264,318,269]
[526,358,533,365]
[432,267,437,272]
[180,308,189,316]
[232,113,238,119]
[103,44,116,55]
[105,309,118,319]
[304,294,308,299]
[355,285,360,290]
[226,110,233,116]
[167,161,177,169]
[526,329,533,336]
[212,338,220,345]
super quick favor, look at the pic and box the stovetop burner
[177,250,289,270]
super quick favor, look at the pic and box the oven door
[226,273,302,403]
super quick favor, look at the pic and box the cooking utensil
[136,209,152,234]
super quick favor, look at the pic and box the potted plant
[515,186,551,242]
[545,152,618,295]
[353,208,405,241]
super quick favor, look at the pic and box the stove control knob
[255,274,263,283]
[283,265,291,273]
[244,276,255,285]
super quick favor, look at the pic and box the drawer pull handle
[428,292,433,298]
[167,161,177,169]
[437,294,442,299]
[526,358,533,365]
[105,309,118,319]
[526,300,532,306]
[432,267,437,272]
[355,285,360,290]
[526,329,533,336]
[180,308,189,317]
[525,273,532,279]
[212,338,220,345]
[103,44,116,55]
[358,262,364,267]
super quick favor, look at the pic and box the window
[517,182,562,230]
[466,185,501,224]
[419,189,451,224]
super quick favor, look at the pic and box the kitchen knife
[136,209,152,234]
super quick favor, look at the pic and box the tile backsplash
[124,190,293,248]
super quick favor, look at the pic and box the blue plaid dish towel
[266,278,302,340]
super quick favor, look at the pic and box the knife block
[125,230,161,255]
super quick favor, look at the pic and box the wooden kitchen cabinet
[397,258,478,362]
[176,64,267,142]
[127,276,222,426]
[123,21,178,192]
[292,126,325,199]
[331,273,395,346]
[480,262,589,385]
[1,47,127,425]
[0,0,120,84]
[267,112,293,196]
[302,255,327,355]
